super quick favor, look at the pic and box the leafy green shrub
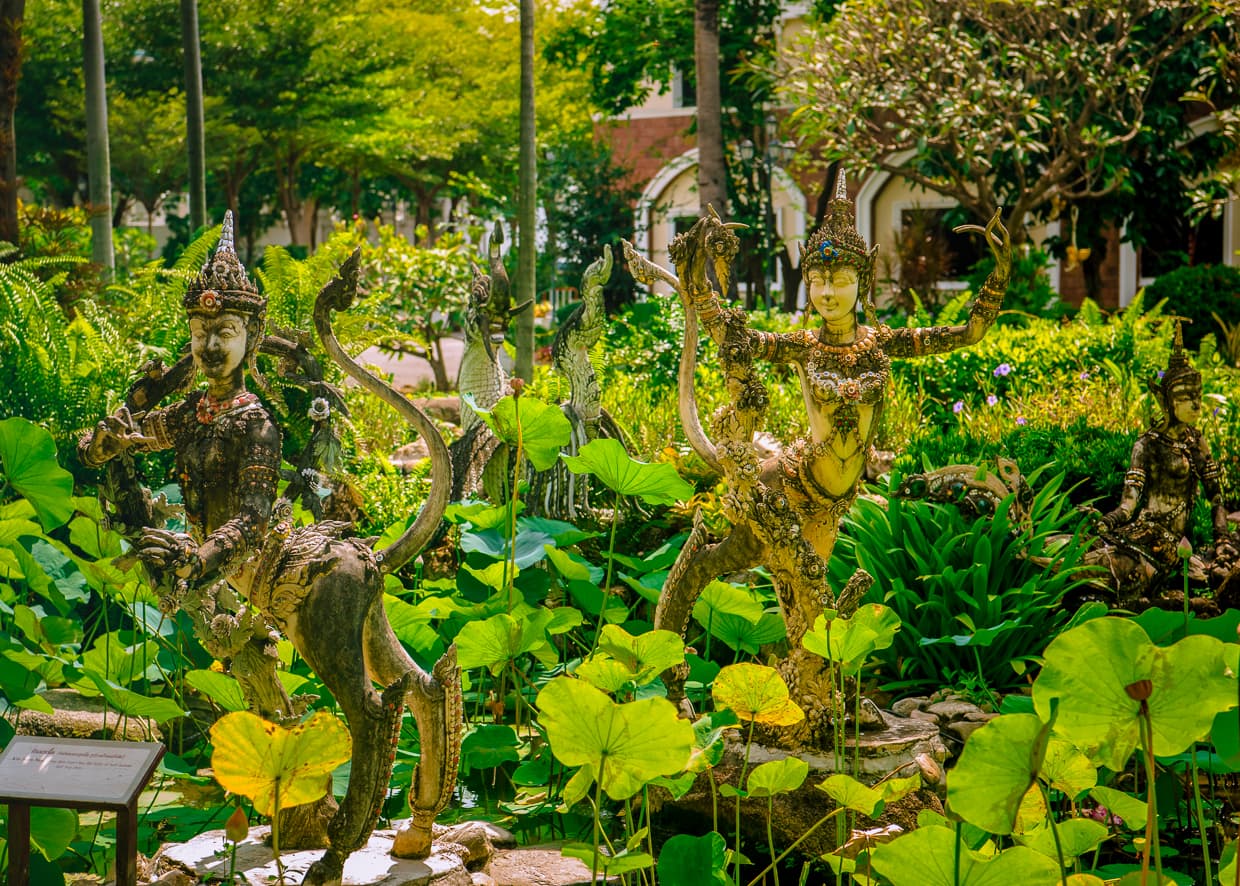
[1145,263,1240,350]
[828,470,1093,694]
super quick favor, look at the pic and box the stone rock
[411,397,462,425]
[391,440,431,472]
[890,697,929,717]
[651,712,946,859]
[8,688,162,741]
[433,820,512,868]
[947,720,988,743]
[963,711,998,723]
[159,825,471,885]
[486,845,608,886]
[471,875,498,886]
[908,709,939,724]
[925,700,981,721]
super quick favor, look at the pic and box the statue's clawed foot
[302,849,345,886]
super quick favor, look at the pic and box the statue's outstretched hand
[954,210,1011,282]
[85,406,154,465]
[138,528,202,580]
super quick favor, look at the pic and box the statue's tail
[313,249,451,574]
[620,239,720,474]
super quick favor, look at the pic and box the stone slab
[160,825,470,886]
[486,845,603,886]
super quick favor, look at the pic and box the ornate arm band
[688,285,723,323]
[968,277,1006,325]
[1123,468,1147,493]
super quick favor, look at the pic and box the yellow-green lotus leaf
[712,662,804,726]
[947,713,1051,835]
[1033,617,1236,771]
[210,711,351,816]
[537,676,694,800]
[1039,737,1097,799]
[870,825,1061,885]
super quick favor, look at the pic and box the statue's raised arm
[885,210,1011,357]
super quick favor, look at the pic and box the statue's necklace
[196,390,259,425]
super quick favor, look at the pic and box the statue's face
[189,311,248,382]
[1170,384,1202,426]
[807,266,859,324]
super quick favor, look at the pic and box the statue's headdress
[1155,319,1201,395]
[800,169,880,322]
[183,212,266,320]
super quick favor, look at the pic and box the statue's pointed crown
[184,211,266,318]
[1158,319,1201,395]
[802,169,871,274]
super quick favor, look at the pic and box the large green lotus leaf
[870,826,1061,886]
[594,625,685,685]
[1032,617,1236,770]
[460,724,521,774]
[657,831,730,886]
[803,604,901,674]
[704,612,787,654]
[537,676,694,800]
[747,757,809,797]
[29,806,78,860]
[561,844,653,876]
[947,713,1050,835]
[712,663,804,727]
[0,418,74,531]
[1039,737,1097,798]
[210,711,351,816]
[456,610,554,675]
[185,669,247,712]
[464,393,572,471]
[818,774,885,816]
[80,632,161,685]
[693,580,764,625]
[80,671,185,723]
[561,438,694,505]
[1014,818,1108,863]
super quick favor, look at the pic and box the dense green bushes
[1145,262,1240,350]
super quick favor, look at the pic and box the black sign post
[0,736,164,886]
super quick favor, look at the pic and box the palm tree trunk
[0,0,25,248]
[694,0,727,219]
[82,0,113,273]
[514,0,536,382]
[180,0,206,233]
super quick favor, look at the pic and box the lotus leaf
[210,711,351,816]
[1014,818,1108,862]
[657,832,730,886]
[1032,617,1237,770]
[561,437,694,505]
[947,713,1050,834]
[185,669,247,712]
[803,604,901,674]
[464,393,572,471]
[1088,785,1146,829]
[870,825,1061,885]
[0,418,74,530]
[747,757,809,797]
[712,663,804,727]
[456,609,555,675]
[28,806,78,861]
[537,676,694,800]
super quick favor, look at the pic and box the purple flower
[953,400,965,414]
[1215,407,1222,416]
[993,363,1012,377]
[1016,416,1027,426]
[1158,370,1165,379]
[1079,371,1090,381]
[986,394,998,407]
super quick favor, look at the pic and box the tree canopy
[780,0,1240,250]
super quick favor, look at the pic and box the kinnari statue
[78,214,461,884]
[625,172,1011,745]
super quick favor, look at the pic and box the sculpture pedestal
[650,711,946,860]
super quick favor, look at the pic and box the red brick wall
[600,116,697,197]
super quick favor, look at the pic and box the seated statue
[625,172,1011,745]
[1088,321,1228,604]
[78,215,461,884]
